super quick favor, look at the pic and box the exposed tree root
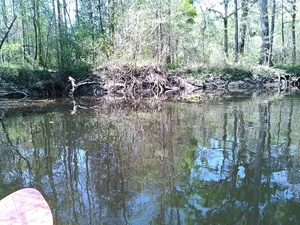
[94,65,195,99]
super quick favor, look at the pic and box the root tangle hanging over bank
[101,65,188,98]
[69,65,202,99]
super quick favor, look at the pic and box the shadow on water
[1,93,300,224]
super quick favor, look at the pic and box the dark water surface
[1,94,300,225]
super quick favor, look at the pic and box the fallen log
[68,76,102,97]
[0,91,28,99]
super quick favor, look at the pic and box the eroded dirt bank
[1,65,300,102]
[68,65,300,100]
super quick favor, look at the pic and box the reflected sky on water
[1,93,300,224]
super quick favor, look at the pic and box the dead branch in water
[0,91,28,99]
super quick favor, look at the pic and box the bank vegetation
[1,0,300,100]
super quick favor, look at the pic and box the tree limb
[0,15,17,50]
[209,9,224,18]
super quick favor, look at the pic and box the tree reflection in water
[0,95,300,224]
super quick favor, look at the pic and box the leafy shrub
[276,65,300,76]
[0,65,19,82]
[180,65,253,81]
[0,64,56,87]
[221,67,252,80]
[67,61,92,80]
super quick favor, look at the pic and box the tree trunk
[88,0,95,63]
[286,0,297,64]
[224,0,229,57]
[167,0,172,65]
[200,8,207,61]
[156,0,164,63]
[32,0,38,61]
[20,0,26,60]
[75,0,79,26]
[108,0,116,48]
[281,0,285,63]
[259,0,271,65]
[234,0,239,62]
[34,0,44,67]
[51,0,60,71]
[239,0,249,54]
[97,0,105,33]
[62,0,68,30]
[291,0,296,64]
[269,0,275,66]
[56,0,64,73]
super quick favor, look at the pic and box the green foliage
[185,66,252,80]
[0,64,56,85]
[8,128,29,143]
[0,65,19,83]
[182,0,197,23]
[0,42,22,60]
[0,0,298,84]
[220,67,252,80]
[18,67,53,84]
[67,61,92,80]
[165,55,178,70]
[0,61,91,92]
[276,65,300,76]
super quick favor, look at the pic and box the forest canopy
[0,0,299,80]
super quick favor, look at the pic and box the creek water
[0,93,300,225]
